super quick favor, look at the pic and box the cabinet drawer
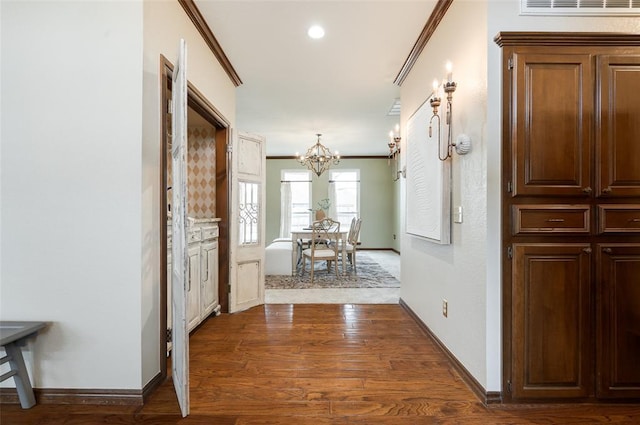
[188,228,202,244]
[513,205,590,235]
[598,205,640,234]
[202,225,219,240]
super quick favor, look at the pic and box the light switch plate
[454,206,463,223]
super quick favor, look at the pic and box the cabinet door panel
[187,244,201,331]
[597,244,640,398]
[200,240,218,318]
[512,53,592,197]
[512,243,592,399]
[597,55,640,197]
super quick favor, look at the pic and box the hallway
[3,304,639,424]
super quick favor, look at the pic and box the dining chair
[301,218,340,282]
[343,218,362,273]
[296,220,322,269]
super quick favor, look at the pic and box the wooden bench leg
[4,342,37,409]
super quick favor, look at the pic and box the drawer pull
[602,187,612,193]
[629,218,640,223]
[546,218,565,223]
[582,187,592,193]
[583,247,592,254]
[602,247,612,254]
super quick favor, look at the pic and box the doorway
[159,55,231,380]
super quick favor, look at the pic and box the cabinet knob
[582,247,592,253]
[602,247,612,254]
[582,187,592,193]
[602,187,612,194]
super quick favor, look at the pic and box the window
[238,181,259,245]
[280,170,312,238]
[329,169,360,232]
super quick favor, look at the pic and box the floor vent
[521,0,640,15]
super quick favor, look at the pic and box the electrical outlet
[393,234,396,240]
[442,299,448,318]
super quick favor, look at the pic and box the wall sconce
[387,124,405,181]
[388,124,401,160]
[428,62,471,161]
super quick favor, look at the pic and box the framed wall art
[405,96,451,244]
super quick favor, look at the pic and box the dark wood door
[511,243,593,399]
[597,244,640,399]
[511,53,593,198]
[596,55,640,198]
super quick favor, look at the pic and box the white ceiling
[195,1,436,156]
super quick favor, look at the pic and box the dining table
[290,228,348,276]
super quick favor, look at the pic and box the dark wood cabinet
[597,55,640,198]
[597,244,640,399]
[511,53,593,198]
[497,33,640,403]
[512,243,592,399]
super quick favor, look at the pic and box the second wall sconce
[387,124,405,181]
[429,62,471,161]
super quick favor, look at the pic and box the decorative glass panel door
[229,131,266,313]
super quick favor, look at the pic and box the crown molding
[394,0,453,86]
[495,32,640,46]
[178,0,242,87]
[267,155,388,160]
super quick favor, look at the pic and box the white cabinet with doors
[168,218,220,344]
[200,224,220,320]
[186,240,201,332]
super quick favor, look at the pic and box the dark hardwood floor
[2,304,639,424]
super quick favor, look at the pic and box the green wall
[266,158,397,249]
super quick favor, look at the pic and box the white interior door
[229,131,266,313]
[171,38,189,418]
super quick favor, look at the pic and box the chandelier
[296,133,340,177]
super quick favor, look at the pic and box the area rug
[265,252,400,289]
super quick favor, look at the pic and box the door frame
[159,55,231,380]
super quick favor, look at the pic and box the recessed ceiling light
[307,25,325,39]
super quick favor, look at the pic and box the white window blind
[280,170,312,236]
[329,169,360,232]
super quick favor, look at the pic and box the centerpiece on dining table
[310,198,331,221]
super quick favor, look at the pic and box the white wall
[401,0,640,393]
[1,1,144,389]
[141,0,237,386]
[400,0,489,388]
[0,0,237,392]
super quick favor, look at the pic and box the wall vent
[521,0,640,15]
